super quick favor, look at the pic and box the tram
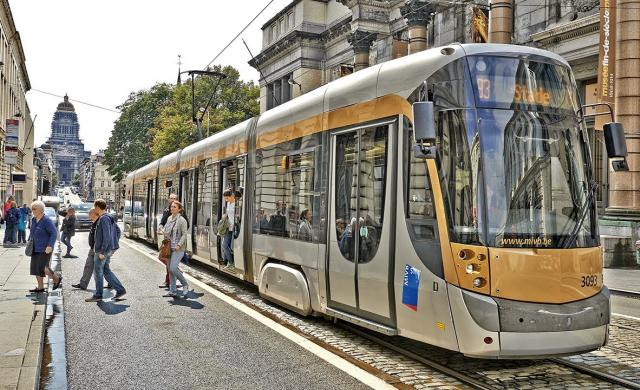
[124,44,628,358]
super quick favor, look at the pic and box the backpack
[6,209,17,225]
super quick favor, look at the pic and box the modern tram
[124,44,626,358]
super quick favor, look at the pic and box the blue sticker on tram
[402,264,421,312]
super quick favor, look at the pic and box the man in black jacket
[159,193,178,228]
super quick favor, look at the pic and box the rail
[550,358,640,390]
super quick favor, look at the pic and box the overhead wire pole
[181,69,227,141]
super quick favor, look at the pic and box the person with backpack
[17,204,30,244]
[3,201,20,245]
[85,199,126,302]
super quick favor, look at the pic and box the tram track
[550,357,640,390]
[338,323,499,390]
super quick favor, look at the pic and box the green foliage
[104,83,173,182]
[150,65,260,159]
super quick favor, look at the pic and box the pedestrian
[221,189,236,268]
[71,208,110,290]
[17,203,29,244]
[3,195,13,217]
[28,200,62,293]
[61,206,77,258]
[3,201,20,244]
[85,199,126,302]
[158,193,189,287]
[162,201,190,298]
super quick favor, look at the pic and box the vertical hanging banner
[4,119,19,165]
[596,0,616,130]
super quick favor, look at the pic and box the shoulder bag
[25,218,39,257]
[159,220,175,261]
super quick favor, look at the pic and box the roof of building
[56,94,75,112]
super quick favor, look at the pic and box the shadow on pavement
[96,300,130,315]
[168,295,205,310]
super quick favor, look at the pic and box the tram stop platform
[0,244,48,390]
[604,268,640,294]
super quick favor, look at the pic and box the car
[44,207,59,229]
[71,202,94,230]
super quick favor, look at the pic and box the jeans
[61,232,73,253]
[79,249,96,289]
[222,231,234,265]
[92,252,125,298]
[17,229,26,243]
[3,225,15,243]
[168,250,188,295]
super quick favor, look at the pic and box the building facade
[250,0,640,265]
[0,0,34,205]
[40,95,90,188]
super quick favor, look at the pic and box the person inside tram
[297,209,313,242]
[339,217,357,260]
[269,200,288,237]
[221,189,236,269]
[335,218,346,239]
[255,208,270,233]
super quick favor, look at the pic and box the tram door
[220,157,246,273]
[328,122,395,324]
[179,170,196,253]
[195,161,212,260]
[145,179,155,240]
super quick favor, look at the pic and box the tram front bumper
[451,286,610,358]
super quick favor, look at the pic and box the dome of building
[56,94,75,112]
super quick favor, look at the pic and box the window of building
[266,74,293,110]
[280,17,286,35]
[288,11,295,30]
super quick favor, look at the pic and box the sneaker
[28,288,45,293]
[114,290,127,299]
[158,284,169,288]
[85,296,102,302]
[52,276,63,290]
[63,254,72,258]
[162,292,176,298]
[105,284,114,289]
[71,283,86,290]
[182,286,190,296]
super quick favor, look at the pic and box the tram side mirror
[412,102,436,159]
[603,122,629,172]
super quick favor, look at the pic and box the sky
[10,0,292,153]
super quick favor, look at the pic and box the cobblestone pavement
[126,238,640,389]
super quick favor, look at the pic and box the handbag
[217,215,229,236]
[25,238,34,256]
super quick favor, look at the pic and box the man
[85,199,126,302]
[269,200,287,237]
[71,208,110,290]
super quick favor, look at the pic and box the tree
[150,65,259,158]
[51,172,59,190]
[104,83,173,181]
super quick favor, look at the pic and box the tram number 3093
[581,275,598,287]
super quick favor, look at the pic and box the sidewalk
[0,245,47,390]
[604,267,640,294]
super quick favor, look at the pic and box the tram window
[254,135,319,242]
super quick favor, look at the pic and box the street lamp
[288,77,302,94]
[180,69,227,141]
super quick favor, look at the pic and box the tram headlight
[465,263,480,274]
[472,277,487,288]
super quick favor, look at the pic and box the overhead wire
[30,88,120,114]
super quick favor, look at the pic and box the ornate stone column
[401,0,435,54]
[348,30,376,71]
[488,0,513,43]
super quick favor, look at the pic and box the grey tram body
[124,44,608,358]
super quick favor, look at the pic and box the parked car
[71,202,94,230]
[44,207,59,229]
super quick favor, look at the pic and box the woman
[17,204,29,244]
[29,200,62,293]
[162,201,189,298]
[297,209,313,242]
[61,207,77,258]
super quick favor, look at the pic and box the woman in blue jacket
[29,200,62,293]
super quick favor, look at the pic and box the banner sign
[596,0,616,130]
[402,264,421,312]
[4,119,19,165]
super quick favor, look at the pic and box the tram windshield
[469,56,596,248]
[430,55,597,248]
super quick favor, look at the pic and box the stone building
[40,95,90,188]
[82,150,117,204]
[0,0,34,205]
[250,0,640,265]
